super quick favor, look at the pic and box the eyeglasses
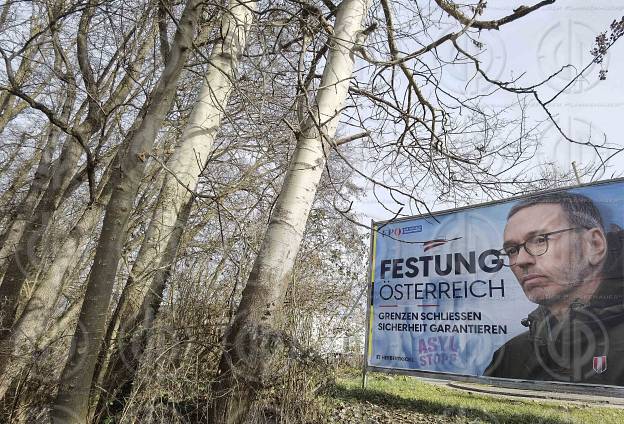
[498,227,586,267]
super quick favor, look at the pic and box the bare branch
[435,0,555,31]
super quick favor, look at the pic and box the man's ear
[585,228,607,266]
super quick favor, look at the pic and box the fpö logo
[380,224,422,238]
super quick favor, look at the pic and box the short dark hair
[508,191,604,231]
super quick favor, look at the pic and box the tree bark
[0,170,113,400]
[209,0,369,422]
[0,115,73,272]
[0,88,77,335]
[93,0,256,406]
[93,195,193,422]
[0,19,154,335]
[50,0,203,421]
[0,136,84,335]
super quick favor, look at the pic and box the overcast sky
[356,0,624,223]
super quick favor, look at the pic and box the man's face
[503,204,592,305]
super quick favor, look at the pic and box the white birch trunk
[210,0,369,422]
[51,1,203,421]
[117,0,256,320]
[94,0,257,395]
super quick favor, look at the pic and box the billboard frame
[362,177,624,397]
[362,219,377,388]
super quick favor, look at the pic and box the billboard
[365,179,624,386]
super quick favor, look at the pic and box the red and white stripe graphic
[422,237,462,252]
[593,355,607,374]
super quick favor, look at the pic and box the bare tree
[0,1,155,334]
[209,0,370,421]
[92,1,257,415]
[51,0,205,421]
[0,0,620,422]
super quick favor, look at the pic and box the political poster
[365,179,624,386]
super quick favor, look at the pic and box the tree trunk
[0,98,29,136]
[0,18,41,136]
[93,195,193,422]
[0,86,78,335]
[0,19,154,335]
[0,136,84,335]
[108,0,256,343]
[0,167,113,400]
[0,126,67,265]
[0,139,46,248]
[93,0,256,404]
[51,0,202,421]
[209,0,369,422]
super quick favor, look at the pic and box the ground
[323,372,623,424]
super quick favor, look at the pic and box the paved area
[444,380,624,408]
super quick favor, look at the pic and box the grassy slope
[324,373,623,423]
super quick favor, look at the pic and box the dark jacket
[484,229,624,385]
